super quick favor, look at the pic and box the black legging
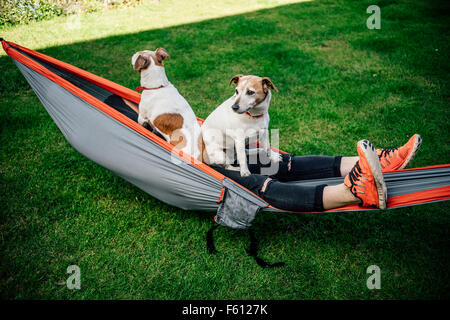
[213,153,342,212]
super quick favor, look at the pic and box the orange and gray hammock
[3,39,450,231]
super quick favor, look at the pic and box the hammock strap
[246,229,285,268]
[206,225,219,254]
[206,225,285,268]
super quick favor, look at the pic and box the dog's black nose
[232,104,240,111]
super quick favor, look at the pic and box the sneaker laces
[378,147,398,159]
[348,161,367,194]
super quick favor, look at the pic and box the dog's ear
[229,74,243,86]
[155,48,170,64]
[132,53,150,72]
[262,77,278,93]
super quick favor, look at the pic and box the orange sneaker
[377,134,422,172]
[344,140,387,209]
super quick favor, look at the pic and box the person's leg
[284,154,358,179]
[214,140,388,211]
[267,154,343,182]
[122,98,139,114]
[213,166,274,198]
[260,179,361,211]
[340,156,359,176]
[250,152,359,181]
[214,164,322,211]
[322,183,360,210]
[103,94,139,122]
[276,154,358,179]
[261,151,381,210]
[241,148,356,181]
[214,166,359,212]
[245,152,343,181]
[274,140,387,210]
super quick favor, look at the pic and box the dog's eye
[247,90,255,95]
[235,89,239,95]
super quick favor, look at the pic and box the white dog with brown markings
[201,74,281,177]
[132,48,203,161]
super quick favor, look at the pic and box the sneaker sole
[359,140,387,210]
[399,134,422,170]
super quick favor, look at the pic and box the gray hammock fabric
[6,41,450,230]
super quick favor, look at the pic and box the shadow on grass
[1,0,449,298]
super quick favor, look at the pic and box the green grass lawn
[1,0,449,299]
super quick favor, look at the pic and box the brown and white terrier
[132,48,202,161]
[201,74,281,176]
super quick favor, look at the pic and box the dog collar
[245,111,265,119]
[136,85,166,91]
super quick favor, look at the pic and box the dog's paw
[240,168,251,177]
[224,164,240,172]
[142,122,152,131]
[269,150,282,163]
